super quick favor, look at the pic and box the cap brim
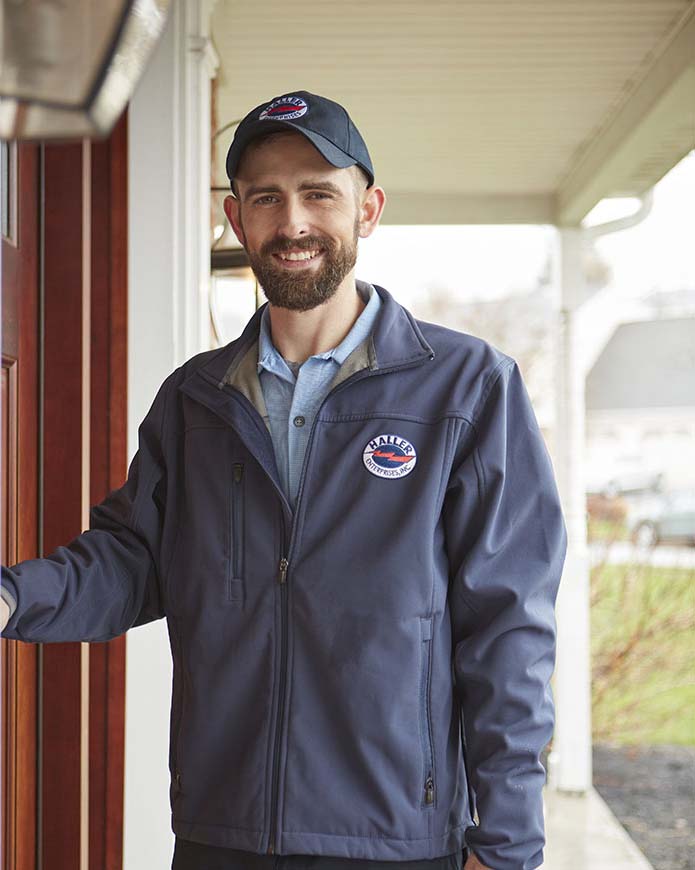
[227,119,373,186]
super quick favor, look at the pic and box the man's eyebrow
[297,180,343,195]
[242,184,282,202]
[242,180,344,202]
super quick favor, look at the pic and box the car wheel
[632,521,658,549]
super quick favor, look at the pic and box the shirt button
[293,415,306,428]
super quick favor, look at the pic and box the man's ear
[358,186,386,239]
[223,194,246,247]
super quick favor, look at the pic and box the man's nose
[275,196,312,239]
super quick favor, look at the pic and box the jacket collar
[190,282,435,394]
[177,284,435,504]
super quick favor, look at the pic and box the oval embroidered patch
[362,433,417,479]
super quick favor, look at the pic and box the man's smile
[272,248,325,268]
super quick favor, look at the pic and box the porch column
[549,227,593,793]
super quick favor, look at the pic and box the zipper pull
[424,774,434,805]
[175,771,182,791]
[278,558,288,584]
[233,463,243,483]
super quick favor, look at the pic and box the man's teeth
[278,250,321,261]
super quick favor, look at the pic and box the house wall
[585,407,695,492]
[125,8,178,866]
[125,1,217,866]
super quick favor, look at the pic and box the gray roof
[586,317,695,411]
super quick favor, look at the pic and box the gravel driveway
[592,743,695,870]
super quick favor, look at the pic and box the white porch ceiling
[210,0,695,225]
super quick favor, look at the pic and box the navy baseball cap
[225,90,375,189]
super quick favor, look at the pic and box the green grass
[590,561,695,745]
[588,516,630,543]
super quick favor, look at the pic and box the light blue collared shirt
[257,280,381,512]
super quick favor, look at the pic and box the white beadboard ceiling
[210,0,695,225]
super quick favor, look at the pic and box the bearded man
[1,91,567,870]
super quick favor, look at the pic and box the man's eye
[308,192,331,199]
[254,196,277,205]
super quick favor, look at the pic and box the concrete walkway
[543,786,654,869]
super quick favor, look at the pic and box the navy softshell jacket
[1,284,568,870]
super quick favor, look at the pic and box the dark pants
[171,838,468,870]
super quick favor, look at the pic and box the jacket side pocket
[171,623,185,800]
[228,462,245,603]
[419,615,436,808]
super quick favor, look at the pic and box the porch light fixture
[0,0,171,140]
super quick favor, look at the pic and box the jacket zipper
[267,553,289,855]
[229,462,245,601]
[459,706,478,826]
[420,616,436,807]
[452,663,477,825]
[215,354,435,855]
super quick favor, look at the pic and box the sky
[589,149,695,300]
[355,149,695,310]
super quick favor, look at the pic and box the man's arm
[0,376,172,643]
[443,358,567,870]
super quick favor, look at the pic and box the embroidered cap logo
[259,95,309,122]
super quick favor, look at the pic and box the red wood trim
[2,117,128,870]
[89,107,128,870]
[1,142,40,870]
[42,141,88,869]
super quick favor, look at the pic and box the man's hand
[464,851,492,870]
[0,597,10,632]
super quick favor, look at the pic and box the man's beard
[245,218,360,312]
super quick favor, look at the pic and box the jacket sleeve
[0,376,172,644]
[443,358,567,870]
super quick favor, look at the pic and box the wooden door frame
[2,111,129,870]
[88,112,129,870]
[43,111,129,870]
[41,111,129,870]
[2,140,40,870]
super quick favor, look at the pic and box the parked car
[586,468,665,499]
[626,490,695,548]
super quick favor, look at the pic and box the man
[1,91,568,870]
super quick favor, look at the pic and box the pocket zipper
[229,462,245,601]
[172,624,185,796]
[420,616,436,807]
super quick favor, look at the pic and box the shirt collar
[257,280,379,375]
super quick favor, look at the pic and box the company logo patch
[259,95,308,122]
[362,433,417,480]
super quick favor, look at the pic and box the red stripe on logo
[372,451,412,463]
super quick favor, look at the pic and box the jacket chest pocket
[419,615,436,808]
[228,462,245,604]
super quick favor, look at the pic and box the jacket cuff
[1,575,18,619]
